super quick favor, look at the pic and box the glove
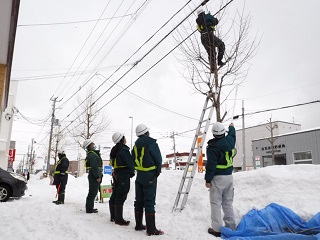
[130,172,135,178]
[156,171,160,177]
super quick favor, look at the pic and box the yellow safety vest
[54,157,69,174]
[133,146,156,171]
[110,157,126,169]
[85,150,100,170]
[216,149,236,169]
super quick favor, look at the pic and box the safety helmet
[57,148,65,155]
[196,7,204,15]
[212,122,226,138]
[136,123,149,136]
[82,139,93,149]
[112,132,124,144]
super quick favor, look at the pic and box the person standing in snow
[196,7,226,73]
[82,139,103,214]
[109,132,135,226]
[205,122,236,237]
[52,148,69,205]
[132,124,164,235]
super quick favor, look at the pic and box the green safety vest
[216,149,236,169]
[133,146,156,171]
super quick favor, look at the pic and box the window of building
[293,151,312,164]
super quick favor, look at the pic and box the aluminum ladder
[172,92,215,211]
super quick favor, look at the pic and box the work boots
[109,203,115,222]
[134,211,146,231]
[145,213,164,236]
[56,193,65,204]
[115,205,130,226]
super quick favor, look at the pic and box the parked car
[0,167,27,202]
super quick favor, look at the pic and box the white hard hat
[57,148,65,155]
[112,132,124,144]
[136,123,149,137]
[212,122,226,137]
[196,7,204,15]
[82,139,93,149]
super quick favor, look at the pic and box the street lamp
[129,116,133,149]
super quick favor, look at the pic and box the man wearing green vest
[205,122,236,237]
[132,124,164,236]
[83,139,103,213]
[52,148,69,204]
[109,132,135,226]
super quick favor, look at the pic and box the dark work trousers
[134,178,157,214]
[201,32,225,68]
[54,174,68,197]
[85,174,99,211]
[109,170,131,206]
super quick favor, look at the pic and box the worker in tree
[196,8,225,72]
[109,132,135,226]
[132,123,164,236]
[52,148,69,205]
[205,122,236,237]
[83,139,103,214]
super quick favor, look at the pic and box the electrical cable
[58,0,194,122]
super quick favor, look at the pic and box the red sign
[8,149,16,162]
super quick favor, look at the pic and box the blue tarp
[222,203,320,240]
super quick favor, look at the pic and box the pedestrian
[205,122,237,237]
[52,148,69,205]
[82,139,103,214]
[196,7,226,73]
[131,123,164,235]
[109,132,135,226]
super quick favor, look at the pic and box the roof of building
[252,126,320,142]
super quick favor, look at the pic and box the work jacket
[205,125,236,183]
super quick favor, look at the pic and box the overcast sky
[10,0,320,167]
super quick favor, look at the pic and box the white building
[233,121,301,171]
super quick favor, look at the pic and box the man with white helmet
[196,7,225,73]
[82,139,103,213]
[52,148,69,205]
[132,123,164,236]
[205,122,236,237]
[109,132,135,226]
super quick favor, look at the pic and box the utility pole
[242,100,246,171]
[170,132,177,170]
[46,97,59,174]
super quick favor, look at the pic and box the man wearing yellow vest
[205,122,236,237]
[109,132,135,226]
[83,139,103,213]
[52,148,69,204]
[132,124,164,236]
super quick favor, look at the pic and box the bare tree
[175,3,259,122]
[69,87,110,147]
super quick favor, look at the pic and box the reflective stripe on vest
[216,149,235,169]
[110,157,126,169]
[54,157,69,174]
[133,146,156,171]
[85,150,100,170]
[197,24,215,32]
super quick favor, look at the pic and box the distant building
[234,121,301,171]
[252,127,320,168]
[164,152,205,170]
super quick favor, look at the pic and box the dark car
[0,167,27,202]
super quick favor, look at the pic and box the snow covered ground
[1,164,320,240]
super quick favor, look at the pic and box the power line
[57,0,193,125]
[17,13,135,27]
